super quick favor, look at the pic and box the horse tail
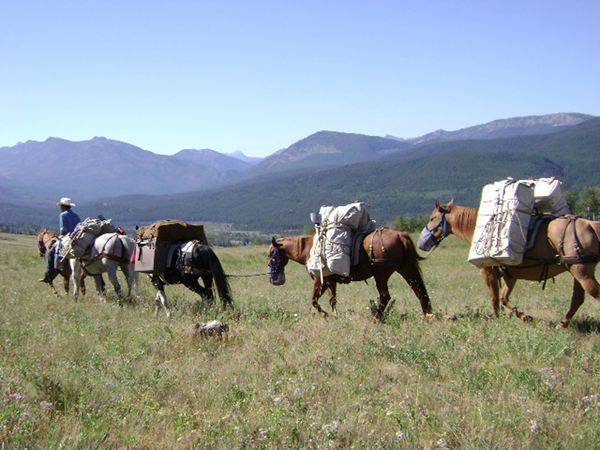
[118,235,136,263]
[395,231,425,278]
[400,231,425,263]
[202,246,234,308]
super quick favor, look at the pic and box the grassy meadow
[1,232,599,449]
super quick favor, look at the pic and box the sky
[1,1,599,157]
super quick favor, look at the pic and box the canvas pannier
[468,179,535,268]
[66,217,117,258]
[307,202,376,278]
[134,238,171,273]
[134,220,208,273]
[532,177,571,215]
[468,177,571,268]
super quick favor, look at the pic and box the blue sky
[1,0,598,157]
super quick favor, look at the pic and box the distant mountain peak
[173,148,251,171]
[224,150,263,165]
[405,113,596,144]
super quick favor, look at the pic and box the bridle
[38,231,57,257]
[269,243,283,271]
[424,211,449,248]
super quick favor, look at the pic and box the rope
[225,272,269,278]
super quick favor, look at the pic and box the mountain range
[1,112,598,233]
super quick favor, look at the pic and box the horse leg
[397,264,433,317]
[71,260,83,301]
[93,275,107,302]
[62,272,70,296]
[47,271,59,296]
[150,275,172,318]
[103,267,123,304]
[311,278,329,318]
[497,276,531,322]
[181,274,214,314]
[121,264,139,305]
[481,267,501,318]
[201,274,215,310]
[559,264,600,328]
[327,282,337,316]
[555,278,586,329]
[372,274,393,321]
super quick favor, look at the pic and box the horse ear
[271,237,277,246]
[447,198,455,209]
[435,200,441,210]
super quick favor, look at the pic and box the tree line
[390,187,600,232]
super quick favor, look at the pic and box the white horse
[66,232,138,302]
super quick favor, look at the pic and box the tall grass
[1,232,599,449]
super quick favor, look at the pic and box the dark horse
[419,199,600,328]
[36,228,86,297]
[268,228,433,321]
[148,241,233,318]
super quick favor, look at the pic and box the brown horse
[419,199,600,328]
[268,228,433,321]
[36,229,86,297]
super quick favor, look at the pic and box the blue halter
[418,212,448,252]
[429,212,448,242]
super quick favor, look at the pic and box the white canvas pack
[307,202,374,278]
[468,179,536,268]
[533,177,571,215]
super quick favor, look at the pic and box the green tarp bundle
[136,220,208,243]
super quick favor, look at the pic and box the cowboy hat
[56,197,76,207]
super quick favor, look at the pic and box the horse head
[418,199,454,251]
[36,228,56,257]
[268,237,288,285]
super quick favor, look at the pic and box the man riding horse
[39,197,81,283]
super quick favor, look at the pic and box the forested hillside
[2,118,599,235]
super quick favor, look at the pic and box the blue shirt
[59,209,81,234]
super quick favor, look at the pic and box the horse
[268,228,433,321]
[147,241,233,318]
[36,228,86,297]
[419,199,600,328]
[66,232,138,303]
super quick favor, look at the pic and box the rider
[39,198,81,283]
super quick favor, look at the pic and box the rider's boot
[38,273,51,283]
[38,269,57,283]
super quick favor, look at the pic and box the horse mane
[450,206,479,241]
[288,235,310,260]
[278,235,312,263]
[454,206,478,229]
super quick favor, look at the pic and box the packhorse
[268,228,433,321]
[65,232,138,303]
[147,241,233,318]
[36,228,86,297]
[419,199,600,328]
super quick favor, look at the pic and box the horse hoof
[555,322,568,330]
[523,315,534,323]
[424,313,436,322]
